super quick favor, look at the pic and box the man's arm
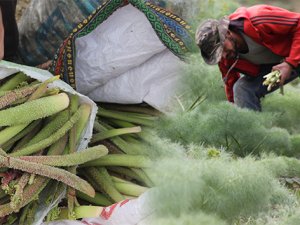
[218,60,240,102]
[251,6,300,84]
[0,6,4,60]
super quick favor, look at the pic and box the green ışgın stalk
[0,155,95,197]
[0,93,70,126]
[90,126,141,144]
[0,123,29,146]
[0,83,38,109]
[1,120,42,152]
[16,145,108,166]
[97,108,154,127]
[81,154,152,168]
[114,181,148,197]
[27,75,60,101]
[24,109,69,147]
[85,167,125,202]
[0,72,29,93]
[76,191,113,206]
[10,103,84,156]
[58,205,104,219]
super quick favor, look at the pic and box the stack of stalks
[0,72,108,224]
[57,103,162,220]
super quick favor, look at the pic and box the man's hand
[36,60,52,70]
[272,61,293,86]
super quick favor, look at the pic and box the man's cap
[195,16,230,65]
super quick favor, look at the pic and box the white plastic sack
[88,49,183,112]
[0,60,97,225]
[43,190,154,225]
[74,4,185,113]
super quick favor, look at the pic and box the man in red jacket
[195,5,300,111]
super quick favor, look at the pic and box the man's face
[221,32,238,60]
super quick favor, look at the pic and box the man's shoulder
[229,4,288,20]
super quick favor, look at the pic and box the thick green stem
[93,119,103,133]
[100,103,161,116]
[98,140,124,154]
[0,123,29,146]
[97,108,154,127]
[81,154,152,168]
[10,104,84,156]
[85,167,125,202]
[67,95,79,219]
[113,181,148,197]
[11,120,43,152]
[0,155,95,197]
[74,103,91,145]
[0,72,29,93]
[2,120,42,152]
[47,134,68,155]
[10,173,31,210]
[68,94,79,154]
[93,121,140,155]
[68,100,92,219]
[0,93,70,126]
[107,166,145,184]
[104,118,137,128]
[58,206,103,219]
[24,110,69,147]
[0,84,38,109]
[17,145,108,167]
[38,87,60,98]
[27,75,60,101]
[91,126,141,144]
[131,168,154,188]
[76,191,112,206]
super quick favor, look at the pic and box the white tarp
[75,4,185,112]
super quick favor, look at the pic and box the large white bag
[74,4,185,112]
[51,0,195,112]
[20,0,194,113]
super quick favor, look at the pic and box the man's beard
[228,36,239,59]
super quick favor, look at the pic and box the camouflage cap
[195,16,230,65]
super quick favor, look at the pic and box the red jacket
[219,5,300,102]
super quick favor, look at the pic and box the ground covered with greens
[139,54,300,225]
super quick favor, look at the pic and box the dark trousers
[233,64,299,111]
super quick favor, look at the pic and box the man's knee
[233,77,261,111]
[233,78,252,97]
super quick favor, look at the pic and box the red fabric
[220,5,300,101]
[100,203,118,220]
[82,222,103,225]
[100,199,130,220]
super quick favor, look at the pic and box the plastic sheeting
[74,5,185,112]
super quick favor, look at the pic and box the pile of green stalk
[69,103,161,216]
[0,72,108,224]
